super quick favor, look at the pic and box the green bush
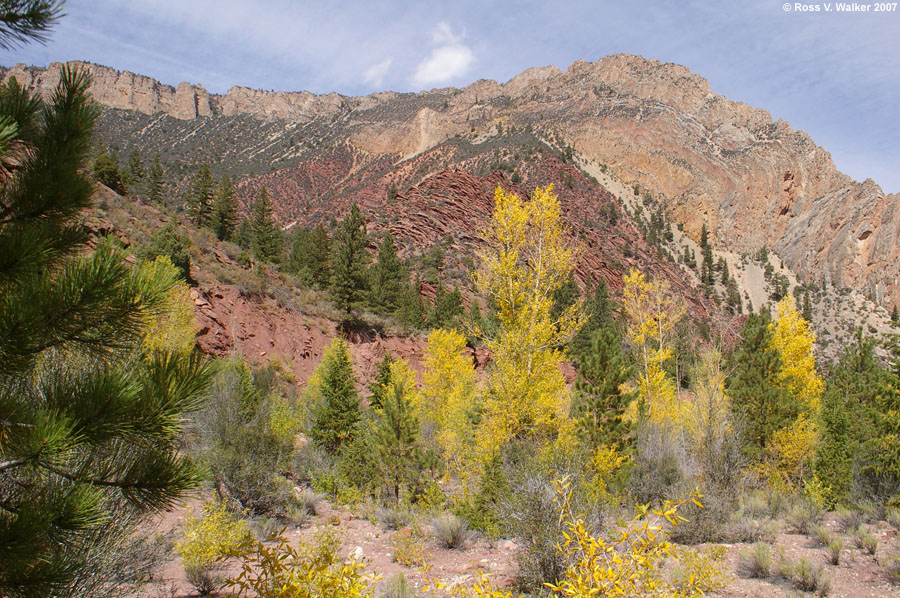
[432,513,469,549]
[738,542,772,579]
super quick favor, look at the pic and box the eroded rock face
[4,55,897,307]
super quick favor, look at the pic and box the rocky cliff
[4,55,897,309]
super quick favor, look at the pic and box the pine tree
[570,278,615,364]
[426,283,464,330]
[0,67,212,597]
[572,326,636,451]
[727,311,799,460]
[367,352,395,411]
[0,1,63,48]
[211,174,238,241]
[373,380,422,502]
[814,385,853,506]
[138,218,192,280]
[249,187,283,263]
[891,305,898,323]
[120,149,144,196]
[367,232,406,313]
[288,224,330,288]
[186,162,215,228]
[310,339,361,454]
[397,277,425,328]
[147,154,164,204]
[329,204,369,314]
[700,223,714,291]
[92,145,123,193]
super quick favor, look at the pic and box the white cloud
[412,22,475,89]
[363,58,392,88]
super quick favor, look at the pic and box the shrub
[432,513,469,549]
[382,572,413,598]
[886,507,900,530]
[738,542,772,578]
[728,517,778,544]
[389,527,425,566]
[377,506,412,531]
[175,501,253,595]
[789,499,821,535]
[223,531,376,598]
[836,507,864,533]
[886,550,900,584]
[810,523,833,547]
[792,557,831,595]
[827,538,843,565]
[858,530,878,555]
[296,489,322,517]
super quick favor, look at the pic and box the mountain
[3,55,898,322]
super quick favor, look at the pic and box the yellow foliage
[765,296,823,486]
[140,255,198,355]
[223,530,377,598]
[589,444,630,502]
[547,479,722,598]
[769,295,823,411]
[386,358,418,406]
[269,393,302,444]
[474,185,583,459]
[622,269,684,425]
[175,500,253,573]
[683,350,732,464]
[765,413,818,488]
[420,329,479,485]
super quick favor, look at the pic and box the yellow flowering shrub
[175,500,253,575]
[223,530,377,598]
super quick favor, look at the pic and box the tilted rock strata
[4,54,896,307]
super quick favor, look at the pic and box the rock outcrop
[4,55,897,308]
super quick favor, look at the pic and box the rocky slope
[4,54,897,311]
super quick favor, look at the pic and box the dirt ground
[138,496,900,598]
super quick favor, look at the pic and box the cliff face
[4,55,897,308]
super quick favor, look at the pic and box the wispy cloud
[363,58,392,88]
[411,21,475,89]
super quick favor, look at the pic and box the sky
[4,0,899,192]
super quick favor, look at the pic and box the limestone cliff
[4,55,897,308]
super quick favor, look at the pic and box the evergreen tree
[211,174,238,241]
[138,218,192,280]
[0,67,212,597]
[121,149,144,195]
[700,223,714,291]
[727,311,799,460]
[367,352,395,411]
[329,204,369,313]
[91,146,123,193]
[249,187,282,263]
[186,162,215,228]
[397,277,425,329]
[373,381,422,502]
[147,154,164,204]
[367,232,406,313]
[571,326,636,451]
[814,385,853,505]
[310,339,361,453]
[570,278,615,364]
[426,283,464,330]
[234,216,252,250]
[288,224,330,288]
[0,1,64,49]
[802,291,813,322]
[820,330,900,502]
[891,305,898,323]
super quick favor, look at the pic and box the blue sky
[4,0,899,192]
